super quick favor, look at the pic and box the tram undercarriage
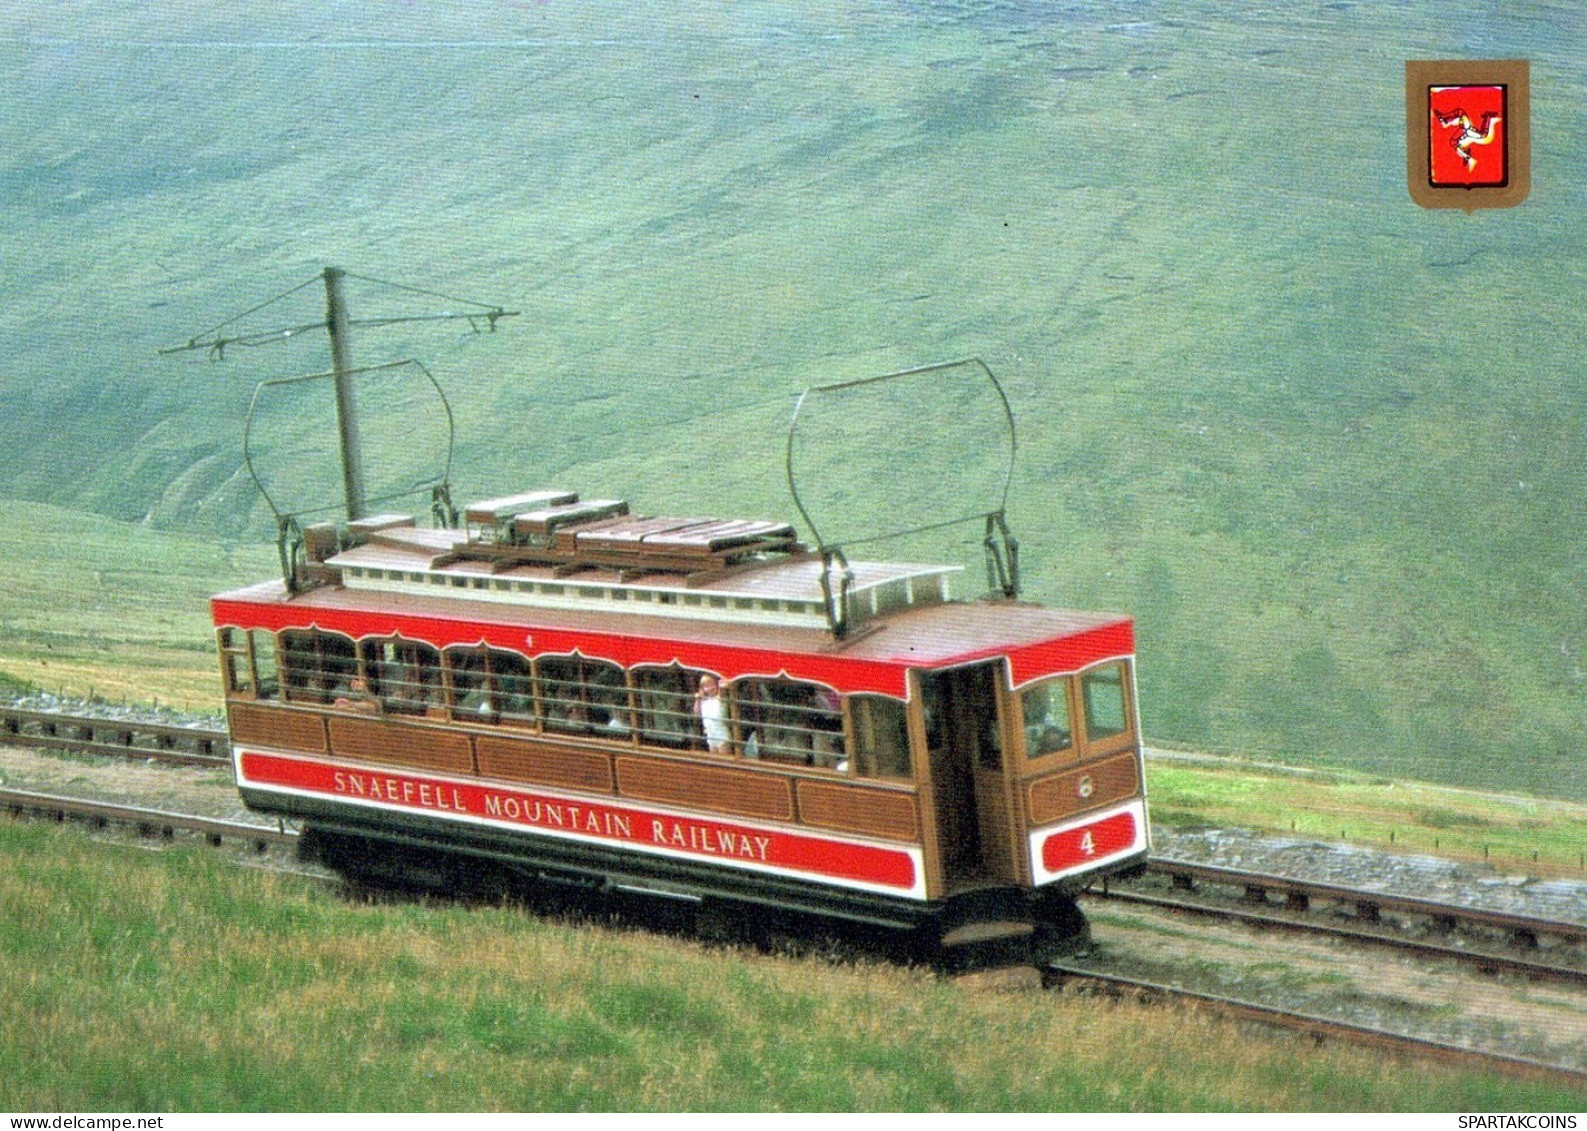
[295,815,1106,970]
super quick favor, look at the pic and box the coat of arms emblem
[1407,60,1529,211]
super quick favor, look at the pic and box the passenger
[1036,724,1071,754]
[766,718,811,764]
[811,687,844,768]
[456,687,497,723]
[333,677,380,715]
[812,730,846,771]
[562,701,591,732]
[693,675,730,754]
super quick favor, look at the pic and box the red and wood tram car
[214,490,1149,957]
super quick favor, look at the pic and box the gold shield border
[1406,59,1530,211]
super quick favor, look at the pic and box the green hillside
[3,2,1585,799]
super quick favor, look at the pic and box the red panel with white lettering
[238,749,925,898]
[1028,800,1147,885]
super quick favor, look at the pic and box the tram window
[1020,677,1074,758]
[444,646,533,725]
[447,647,489,720]
[735,677,844,768]
[851,695,909,779]
[1081,663,1130,741]
[218,629,252,696]
[280,630,357,705]
[362,638,442,715]
[538,655,629,736]
[633,664,709,750]
[251,629,279,699]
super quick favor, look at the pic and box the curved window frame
[222,629,931,784]
[1015,659,1137,768]
[360,635,443,716]
[279,628,359,706]
[1016,673,1078,768]
[442,644,536,728]
[631,662,713,753]
[731,675,847,772]
[534,652,630,739]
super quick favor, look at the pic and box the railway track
[6,702,1583,970]
[1088,860,1587,986]
[0,784,295,851]
[0,704,227,767]
[3,702,1585,1087]
[1045,964,1587,1090]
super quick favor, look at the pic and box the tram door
[920,661,1021,889]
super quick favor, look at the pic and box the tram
[213,361,1149,960]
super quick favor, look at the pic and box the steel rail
[1086,886,1587,986]
[1046,964,1587,1089]
[0,785,295,851]
[1,713,1582,1089]
[0,705,229,767]
[1137,857,1586,947]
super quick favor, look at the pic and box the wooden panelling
[616,756,793,822]
[1026,752,1141,827]
[229,702,326,754]
[477,734,615,793]
[795,780,919,841]
[328,716,473,775]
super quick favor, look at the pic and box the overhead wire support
[159,297,519,360]
[160,263,517,526]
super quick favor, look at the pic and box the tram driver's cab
[916,657,1143,896]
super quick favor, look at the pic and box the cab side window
[251,630,280,699]
[1020,677,1074,758]
[1080,663,1130,742]
[219,628,253,697]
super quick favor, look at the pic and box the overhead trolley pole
[161,265,518,524]
[322,266,366,520]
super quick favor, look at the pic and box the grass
[1146,755,1587,879]
[0,820,1579,1112]
[0,500,274,708]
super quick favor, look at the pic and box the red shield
[1428,83,1508,187]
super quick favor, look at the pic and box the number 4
[1079,831,1096,856]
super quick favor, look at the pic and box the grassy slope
[0,821,1577,1112]
[0,500,274,707]
[2,2,1586,798]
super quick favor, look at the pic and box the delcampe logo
[1407,60,1529,211]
